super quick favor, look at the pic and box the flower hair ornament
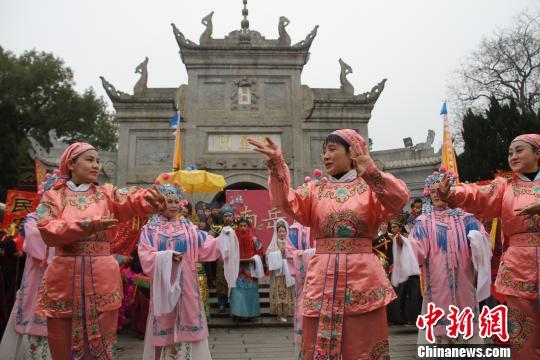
[150,176,187,220]
[155,183,184,199]
[154,173,185,199]
[422,166,458,214]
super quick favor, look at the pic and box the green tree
[0,47,117,200]
[457,97,540,182]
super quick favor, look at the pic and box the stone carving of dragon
[339,58,354,95]
[133,57,148,96]
[200,11,214,45]
[278,16,291,46]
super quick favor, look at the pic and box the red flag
[3,190,40,230]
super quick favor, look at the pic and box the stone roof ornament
[239,0,251,44]
[200,12,214,45]
[278,16,291,46]
[133,57,148,96]
[335,58,388,102]
[354,78,387,102]
[170,3,317,50]
[99,76,132,100]
[414,130,436,151]
[339,58,354,95]
[171,23,196,47]
[292,25,319,49]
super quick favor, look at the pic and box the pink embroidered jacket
[266,155,410,317]
[138,215,222,346]
[448,174,540,301]
[35,183,155,357]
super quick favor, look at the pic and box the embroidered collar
[427,207,463,217]
[67,181,91,192]
[158,214,173,222]
[516,171,540,182]
[153,214,182,224]
[328,169,357,183]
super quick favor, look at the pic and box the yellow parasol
[155,170,226,194]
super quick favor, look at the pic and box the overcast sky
[1,0,537,151]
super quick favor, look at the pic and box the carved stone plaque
[230,78,258,111]
[238,86,252,105]
[208,133,281,153]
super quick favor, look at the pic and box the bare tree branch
[450,10,540,116]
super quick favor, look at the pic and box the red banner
[3,190,40,230]
[225,190,293,250]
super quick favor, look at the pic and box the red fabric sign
[3,190,40,230]
[225,190,293,251]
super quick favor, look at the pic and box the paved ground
[116,325,418,359]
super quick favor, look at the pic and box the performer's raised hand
[515,201,540,216]
[247,137,280,160]
[350,141,374,177]
[145,185,166,210]
[437,173,452,201]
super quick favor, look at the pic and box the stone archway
[224,172,268,189]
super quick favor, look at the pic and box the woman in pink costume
[138,182,233,360]
[393,169,491,344]
[438,133,540,358]
[248,129,409,360]
[35,142,165,359]
[0,212,53,359]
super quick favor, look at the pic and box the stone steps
[206,282,293,328]
[207,283,271,317]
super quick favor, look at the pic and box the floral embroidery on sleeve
[365,170,385,194]
[265,157,286,180]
